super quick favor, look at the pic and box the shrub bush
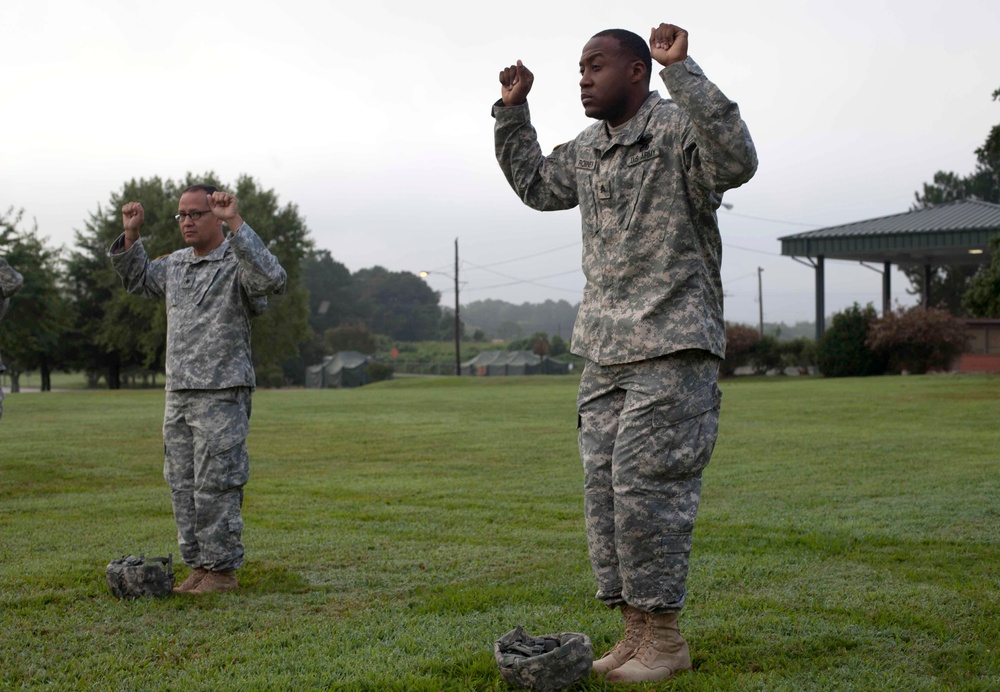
[323,323,377,355]
[817,303,887,377]
[365,362,394,382]
[750,335,783,374]
[723,323,760,377]
[867,306,970,374]
[779,337,817,375]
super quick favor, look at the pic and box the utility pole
[419,244,462,376]
[757,266,764,338]
[454,238,461,376]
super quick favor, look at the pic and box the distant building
[462,350,570,376]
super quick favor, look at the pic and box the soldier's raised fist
[499,60,534,107]
[122,202,144,240]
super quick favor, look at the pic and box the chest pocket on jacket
[619,147,659,231]
[172,266,222,307]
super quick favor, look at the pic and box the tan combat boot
[592,605,647,676]
[604,611,692,683]
[189,570,238,594]
[172,567,209,594]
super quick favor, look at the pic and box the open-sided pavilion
[778,199,1000,339]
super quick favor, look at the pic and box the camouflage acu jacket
[110,224,287,390]
[0,257,25,374]
[494,57,757,364]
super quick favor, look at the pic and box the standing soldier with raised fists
[0,255,24,422]
[111,185,286,595]
[493,24,757,683]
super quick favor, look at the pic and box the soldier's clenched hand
[207,191,245,232]
[122,202,144,247]
[649,23,688,67]
[499,60,534,107]
[207,191,239,220]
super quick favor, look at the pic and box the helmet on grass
[494,625,593,691]
[106,554,174,599]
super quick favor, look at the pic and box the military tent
[462,350,571,376]
[305,351,372,388]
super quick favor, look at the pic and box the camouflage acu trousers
[578,350,721,613]
[163,387,252,572]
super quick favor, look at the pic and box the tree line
[0,174,446,390]
[1,175,589,390]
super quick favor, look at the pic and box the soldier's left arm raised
[230,227,287,298]
[210,192,287,297]
[0,257,24,299]
[651,23,758,193]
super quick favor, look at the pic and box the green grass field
[0,374,997,690]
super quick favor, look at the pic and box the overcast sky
[2,0,998,327]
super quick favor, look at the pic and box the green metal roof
[779,200,1000,265]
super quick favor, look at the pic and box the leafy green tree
[816,303,888,377]
[323,323,377,355]
[531,334,550,356]
[496,320,523,341]
[0,208,73,391]
[963,235,1000,316]
[302,249,358,334]
[907,85,1000,311]
[900,264,980,317]
[68,174,312,388]
[506,332,546,352]
[438,306,466,342]
[352,266,441,341]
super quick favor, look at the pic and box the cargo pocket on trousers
[658,532,693,603]
[648,382,722,479]
[205,413,250,490]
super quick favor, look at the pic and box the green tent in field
[305,351,372,389]
[462,350,570,376]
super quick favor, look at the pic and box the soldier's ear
[630,59,647,85]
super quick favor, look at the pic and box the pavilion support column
[922,264,932,308]
[815,255,825,340]
[882,261,892,316]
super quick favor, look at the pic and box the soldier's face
[579,36,637,125]
[177,191,225,256]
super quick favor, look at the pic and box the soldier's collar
[579,91,660,149]
[181,239,231,264]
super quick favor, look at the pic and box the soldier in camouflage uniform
[0,257,25,422]
[494,24,756,683]
[110,185,286,595]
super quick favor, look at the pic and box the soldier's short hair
[181,183,218,197]
[592,29,652,80]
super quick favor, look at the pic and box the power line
[463,268,583,294]
[724,270,758,283]
[723,242,783,257]
[721,210,820,228]
[463,241,580,271]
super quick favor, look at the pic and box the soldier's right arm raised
[108,201,167,299]
[493,61,579,213]
[121,202,144,252]
[499,60,534,107]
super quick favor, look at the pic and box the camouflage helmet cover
[106,554,175,599]
[494,626,593,691]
